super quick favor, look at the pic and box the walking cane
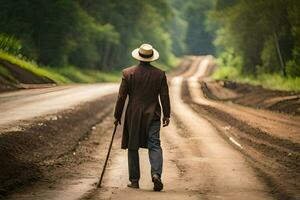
[97,123,118,188]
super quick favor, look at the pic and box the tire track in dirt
[188,60,300,142]
[168,75,274,199]
[183,56,300,200]
[82,123,203,200]
[202,79,300,116]
[184,81,300,153]
[184,85,300,200]
[81,57,205,200]
[5,56,292,200]
[1,94,119,199]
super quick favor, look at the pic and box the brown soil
[0,59,54,84]
[0,76,17,92]
[2,56,299,200]
[0,93,116,198]
[0,58,55,93]
[83,64,275,200]
[186,100,300,200]
[203,80,300,115]
[182,68,300,199]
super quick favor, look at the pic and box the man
[114,43,171,191]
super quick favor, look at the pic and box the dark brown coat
[114,62,170,150]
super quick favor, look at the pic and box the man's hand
[162,117,170,127]
[114,119,121,126]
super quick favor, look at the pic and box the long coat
[114,62,171,150]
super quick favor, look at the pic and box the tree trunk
[273,31,286,76]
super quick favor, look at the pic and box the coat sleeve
[159,72,171,118]
[114,72,128,120]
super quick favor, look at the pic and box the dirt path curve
[84,57,275,200]
[0,83,118,131]
[186,56,300,199]
[187,57,300,143]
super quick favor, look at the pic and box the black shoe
[127,182,139,189]
[152,174,163,191]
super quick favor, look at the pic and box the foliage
[0,0,218,71]
[216,49,242,70]
[165,0,187,56]
[0,51,120,84]
[0,0,178,69]
[53,66,120,83]
[0,64,18,83]
[212,66,240,80]
[287,1,300,76]
[260,38,281,74]
[0,51,71,83]
[184,0,215,55]
[213,66,300,92]
[286,60,300,77]
[0,34,22,55]
[1,0,299,87]
[208,0,300,78]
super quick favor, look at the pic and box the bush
[0,34,22,55]
[0,51,120,85]
[260,38,281,73]
[286,60,300,77]
[52,66,120,83]
[213,49,242,80]
[212,66,300,92]
[216,49,243,69]
[256,74,300,92]
[0,51,70,83]
[212,66,240,80]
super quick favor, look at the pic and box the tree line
[183,0,300,77]
[0,0,175,69]
[0,0,299,77]
[207,0,300,77]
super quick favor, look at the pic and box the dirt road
[0,83,118,131]
[2,57,299,200]
[84,58,274,200]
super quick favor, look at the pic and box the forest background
[0,0,299,90]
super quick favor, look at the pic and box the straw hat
[131,44,159,62]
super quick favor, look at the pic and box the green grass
[0,64,18,83]
[0,51,71,83]
[212,66,300,92]
[0,51,121,84]
[0,50,179,86]
[52,66,120,83]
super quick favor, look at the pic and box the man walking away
[114,43,171,191]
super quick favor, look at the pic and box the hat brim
[131,48,159,62]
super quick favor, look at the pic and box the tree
[184,0,215,55]
[208,0,298,76]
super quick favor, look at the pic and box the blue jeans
[128,120,163,182]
